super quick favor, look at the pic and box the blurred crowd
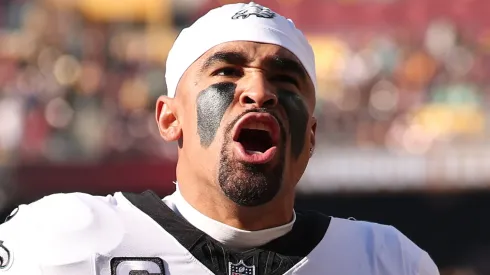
[0,0,489,166]
[1,1,489,272]
[312,24,489,154]
[0,0,180,165]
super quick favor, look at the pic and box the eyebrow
[200,51,249,73]
[263,55,307,81]
[199,50,308,81]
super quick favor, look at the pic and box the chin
[217,111,288,207]
[217,151,285,207]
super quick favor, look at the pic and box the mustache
[224,108,287,137]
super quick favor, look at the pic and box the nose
[239,77,278,109]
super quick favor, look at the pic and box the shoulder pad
[333,218,433,274]
[382,225,439,275]
[0,193,124,273]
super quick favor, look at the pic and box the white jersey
[0,191,439,275]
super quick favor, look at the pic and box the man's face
[162,41,316,207]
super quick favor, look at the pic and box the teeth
[242,122,271,132]
[246,150,262,155]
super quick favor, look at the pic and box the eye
[270,75,299,88]
[212,67,243,77]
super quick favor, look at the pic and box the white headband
[164,2,317,98]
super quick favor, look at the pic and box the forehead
[194,41,302,68]
[179,41,316,108]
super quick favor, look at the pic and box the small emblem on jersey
[110,257,165,275]
[229,260,255,275]
[4,207,19,223]
[0,241,12,270]
[231,3,275,20]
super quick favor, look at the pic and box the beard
[217,110,287,207]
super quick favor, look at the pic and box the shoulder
[329,217,439,275]
[1,192,123,232]
[0,192,126,274]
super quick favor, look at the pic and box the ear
[309,116,317,157]
[155,95,182,142]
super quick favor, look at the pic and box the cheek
[196,82,237,147]
[277,90,310,159]
[180,104,201,146]
[283,142,310,180]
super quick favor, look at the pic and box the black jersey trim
[123,190,330,275]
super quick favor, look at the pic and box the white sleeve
[418,251,440,275]
[0,205,42,274]
[0,193,124,275]
[391,226,440,275]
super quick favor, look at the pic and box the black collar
[123,190,331,275]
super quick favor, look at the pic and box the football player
[0,2,439,274]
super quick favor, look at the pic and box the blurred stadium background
[0,0,489,273]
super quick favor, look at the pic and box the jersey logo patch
[111,257,165,275]
[0,241,12,271]
[231,3,275,20]
[229,260,255,275]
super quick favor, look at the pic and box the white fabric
[165,1,317,98]
[0,192,440,275]
[162,186,295,250]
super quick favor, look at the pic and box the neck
[176,164,295,231]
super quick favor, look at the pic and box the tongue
[238,129,272,154]
[241,140,266,154]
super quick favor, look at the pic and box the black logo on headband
[232,4,275,20]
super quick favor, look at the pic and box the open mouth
[237,124,274,154]
[232,113,280,164]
